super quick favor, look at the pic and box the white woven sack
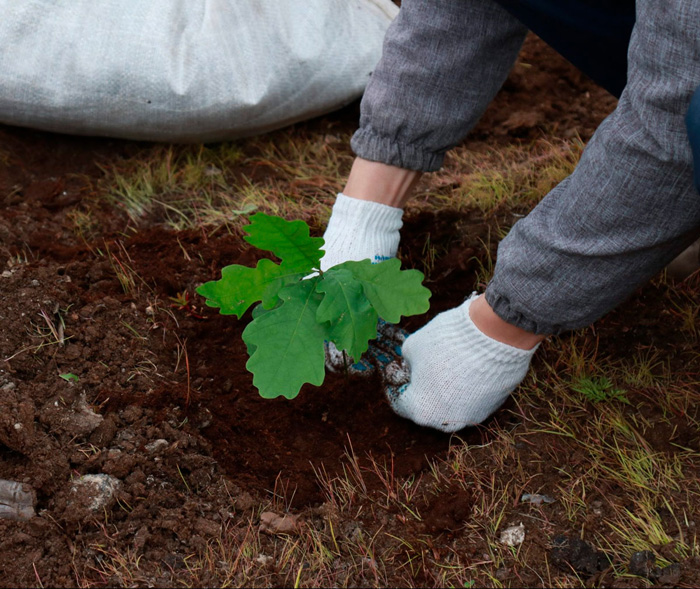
[0,0,397,142]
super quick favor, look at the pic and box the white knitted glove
[385,294,538,432]
[319,193,403,271]
[321,192,404,374]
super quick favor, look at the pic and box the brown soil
[1,34,699,588]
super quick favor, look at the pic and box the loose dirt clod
[69,473,121,512]
[656,563,682,585]
[628,550,656,577]
[550,534,610,576]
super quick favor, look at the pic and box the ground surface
[1,35,700,588]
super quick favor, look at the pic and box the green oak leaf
[315,268,378,360]
[243,213,324,273]
[196,259,304,317]
[242,278,328,399]
[338,258,431,323]
[198,214,433,400]
[251,301,276,319]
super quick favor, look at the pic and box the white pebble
[500,523,525,546]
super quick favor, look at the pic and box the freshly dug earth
[1,35,699,588]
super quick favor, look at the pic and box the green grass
[570,375,629,405]
[95,127,354,234]
[100,143,252,230]
[423,137,583,217]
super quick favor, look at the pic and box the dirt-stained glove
[324,319,407,376]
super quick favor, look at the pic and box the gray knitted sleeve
[350,0,527,172]
[487,0,700,334]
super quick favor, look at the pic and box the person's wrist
[343,158,421,208]
[468,294,545,350]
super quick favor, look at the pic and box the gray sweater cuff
[350,127,446,173]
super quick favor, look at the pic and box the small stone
[521,493,556,505]
[259,512,302,535]
[628,550,656,577]
[144,439,169,453]
[500,523,525,546]
[0,479,36,521]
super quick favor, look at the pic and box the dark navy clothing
[495,0,634,98]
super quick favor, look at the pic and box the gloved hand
[383,294,539,432]
[319,193,404,271]
[320,192,404,375]
[324,319,407,375]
